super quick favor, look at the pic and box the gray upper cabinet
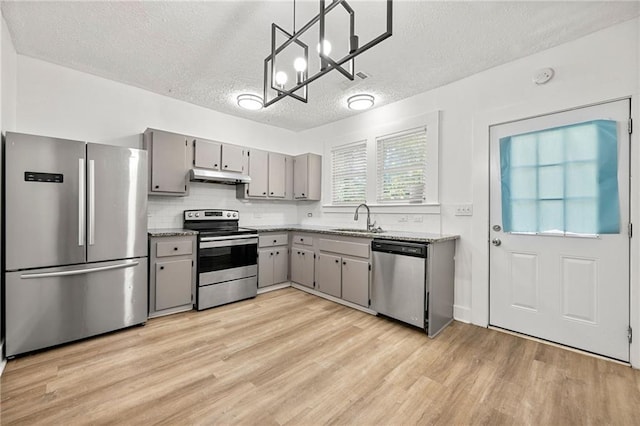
[221,144,245,172]
[268,153,287,198]
[247,149,269,197]
[293,153,321,200]
[144,129,189,196]
[241,150,293,200]
[194,138,221,170]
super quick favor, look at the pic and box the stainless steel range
[183,209,258,310]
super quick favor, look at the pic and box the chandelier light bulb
[275,71,288,86]
[317,39,332,56]
[293,57,307,72]
[347,94,375,111]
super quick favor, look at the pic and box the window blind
[376,127,427,203]
[500,119,619,235]
[331,141,367,205]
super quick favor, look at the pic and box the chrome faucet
[354,203,373,231]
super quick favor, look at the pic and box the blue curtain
[500,119,619,234]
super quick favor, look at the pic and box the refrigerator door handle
[78,158,85,246]
[88,159,96,246]
[20,261,140,279]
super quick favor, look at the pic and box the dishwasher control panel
[371,240,428,258]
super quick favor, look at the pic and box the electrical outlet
[399,215,409,223]
[413,215,423,223]
[454,204,473,216]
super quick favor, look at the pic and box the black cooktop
[183,209,257,237]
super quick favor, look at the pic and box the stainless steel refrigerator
[4,132,148,357]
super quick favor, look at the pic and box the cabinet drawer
[156,240,193,257]
[259,233,288,248]
[318,238,369,258]
[292,234,313,246]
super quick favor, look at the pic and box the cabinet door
[194,139,221,170]
[273,248,288,284]
[150,132,188,194]
[291,248,314,288]
[248,149,269,197]
[155,259,193,311]
[342,258,369,307]
[268,153,286,198]
[258,248,274,288]
[293,154,308,199]
[316,254,342,298]
[221,144,245,172]
[285,155,294,200]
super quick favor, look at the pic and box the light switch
[454,204,473,216]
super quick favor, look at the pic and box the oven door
[198,235,258,285]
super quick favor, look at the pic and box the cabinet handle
[270,192,274,195]
[300,238,304,242]
[174,247,178,251]
[224,165,228,168]
[302,193,305,196]
[343,261,346,265]
[263,192,267,195]
[160,266,164,270]
[214,163,218,167]
[155,185,159,189]
[273,239,277,243]
[335,259,339,263]
[301,252,305,256]
[270,252,273,256]
[276,251,279,255]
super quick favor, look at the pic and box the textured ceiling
[2,1,639,132]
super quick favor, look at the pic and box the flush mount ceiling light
[347,94,375,110]
[263,0,392,108]
[237,94,263,110]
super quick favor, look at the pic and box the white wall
[297,18,640,366]
[15,56,312,228]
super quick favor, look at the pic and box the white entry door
[489,99,630,362]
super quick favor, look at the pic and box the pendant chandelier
[262,0,392,108]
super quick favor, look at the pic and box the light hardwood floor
[2,287,639,425]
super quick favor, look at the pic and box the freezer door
[5,132,87,270]
[5,258,148,357]
[86,143,148,262]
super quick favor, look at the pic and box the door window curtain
[500,119,619,235]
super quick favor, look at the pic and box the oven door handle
[200,238,258,249]
[200,234,258,242]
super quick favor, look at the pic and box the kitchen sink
[331,228,385,234]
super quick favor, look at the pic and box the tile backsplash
[147,182,301,229]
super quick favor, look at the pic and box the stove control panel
[184,209,239,221]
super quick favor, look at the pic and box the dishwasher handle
[371,239,428,258]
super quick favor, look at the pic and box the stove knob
[233,212,238,218]
[187,212,193,217]
[227,213,231,217]
[195,213,200,217]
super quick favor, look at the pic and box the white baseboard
[291,283,377,315]
[453,305,471,323]
[257,282,292,294]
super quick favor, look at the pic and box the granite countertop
[246,224,458,243]
[148,228,199,237]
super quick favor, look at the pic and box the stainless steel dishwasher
[371,238,455,337]
[371,239,427,328]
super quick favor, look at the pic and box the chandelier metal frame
[263,0,392,108]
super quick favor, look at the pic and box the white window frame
[323,111,440,214]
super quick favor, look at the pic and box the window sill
[322,203,441,215]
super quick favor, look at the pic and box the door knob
[492,238,502,246]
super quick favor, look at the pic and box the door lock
[492,225,502,232]
[492,238,502,246]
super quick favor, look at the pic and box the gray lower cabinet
[291,248,315,288]
[149,235,196,317]
[316,236,371,307]
[316,254,342,297]
[258,232,289,288]
[341,258,369,306]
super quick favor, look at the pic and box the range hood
[189,168,251,185]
